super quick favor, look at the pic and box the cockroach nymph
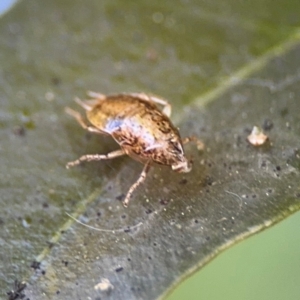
[66,92,200,207]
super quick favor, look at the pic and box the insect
[66,92,199,207]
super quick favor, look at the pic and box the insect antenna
[66,212,143,233]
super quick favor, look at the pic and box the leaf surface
[0,1,300,299]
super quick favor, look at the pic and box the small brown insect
[66,92,199,207]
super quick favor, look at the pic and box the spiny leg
[149,95,172,117]
[87,91,106,99]
[123,161,151,207]
[73,97,94,112]
[130,93,172,117]
[74,94,106,112]
[65,107,106,135]
[66,149,125,169]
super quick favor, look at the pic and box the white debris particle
[94,278,114,292]
[247,126,268,146]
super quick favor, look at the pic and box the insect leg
[130,93,172,117]
[66,149,125,169]
[182,136,204,150]
[123,162,151,207]
[148,96,172,117]
[87,91,106,99]
[65,107,107,135]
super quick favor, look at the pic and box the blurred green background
[169,211,300,300]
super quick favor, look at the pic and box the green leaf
[1,0,299,299]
